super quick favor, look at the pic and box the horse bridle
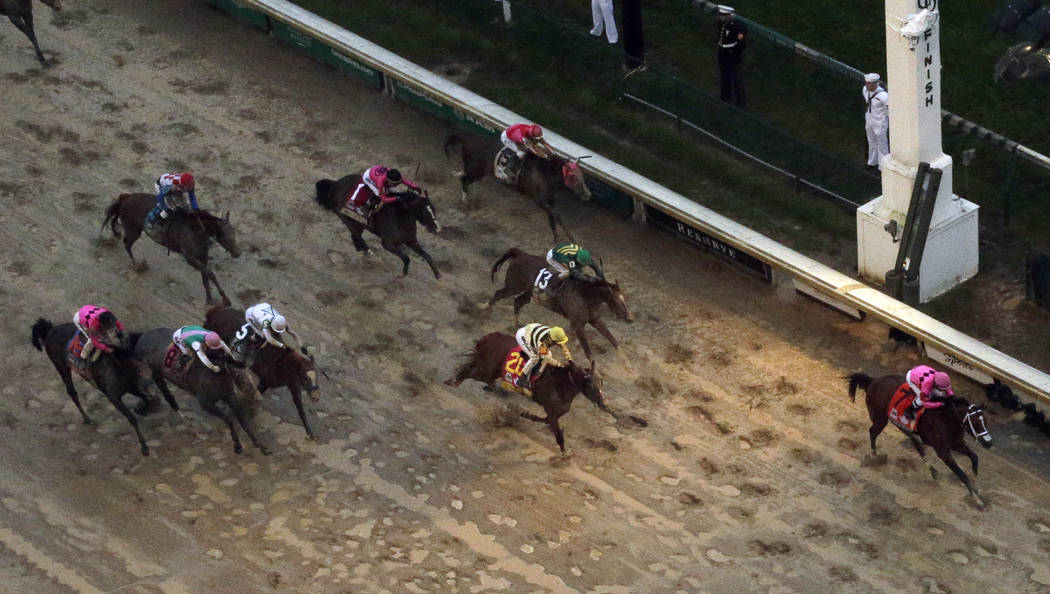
[962,404,991,441]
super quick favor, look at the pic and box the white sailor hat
[718,5,735,15]
[864,72,881,83]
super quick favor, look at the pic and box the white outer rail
[238,0,1050,405]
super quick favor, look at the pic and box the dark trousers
[718,56,746,107]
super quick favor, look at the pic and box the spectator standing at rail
[863,72,890,171]
[590,0,618,44]
[716,5,747,107]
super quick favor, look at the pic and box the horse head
[606,279,633,323]
[570,360,607,409]
[959,400,994,449]
[560,157,592,200]
[297,346,322,403]
[587,278,633,323]
[214,211,242,258]
[401,190,440,234]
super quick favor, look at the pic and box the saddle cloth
[67,332,87,360]
[888,382,925,432]
[494,147,522,184]
[163,342,182,372]
[499,346,534,398]
[531,267,558,306]
[339,183,371,224]
[66,333,97,381]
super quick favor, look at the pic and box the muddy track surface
[2,1,1050,592]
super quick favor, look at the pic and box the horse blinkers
[964,404,993,449]
[303,369,321,401]
[583,363,607,408]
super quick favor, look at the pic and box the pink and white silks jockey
[905,365,954,412]
[73,304,125,364]
[346,166,420,212]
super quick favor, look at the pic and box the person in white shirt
[863,72,890,170]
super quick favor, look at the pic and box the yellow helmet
[548,326,568,344]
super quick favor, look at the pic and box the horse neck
[266,348,303,385]
[543,364,584,398]
[939,398,971,423]
[578,281,614,308]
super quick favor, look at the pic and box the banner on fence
[646,206,772,282]
[584,178,635,218]
[923,343,994,386]
[201,0,269,29]
[271,20,383,89]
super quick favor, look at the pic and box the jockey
[173,325,233,373]
[904,365,954,419]
[352,165,421,220]
[154,172,200,219]
[546,242,604,283]
[236,302,299,355]
[72,305,125,367]
[501,123,553,162]
[514,323,573,390]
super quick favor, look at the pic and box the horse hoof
[234,443,244,454]
[140,445,150,456]
[260,447,272,456]
[549,452,573,465]
[132,261,149,273]
[476,302,490,311]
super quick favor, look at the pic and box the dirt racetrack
[3,1,1050,592]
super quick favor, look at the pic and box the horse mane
[532,153,567,176]
[184,210,223,228]
[576,277,617,298]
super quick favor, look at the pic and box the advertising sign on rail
[200,0,270,30]
[646,206,772,282]
[270,20,383,90]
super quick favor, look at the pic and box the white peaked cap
[864,72,881,83]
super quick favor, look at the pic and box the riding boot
[904,403,920,421]
[514,375,530,390]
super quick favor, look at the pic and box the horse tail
[314,179,337,212]
[31,318,53,351]
[101,194,129,238]
[443,134,464,160]
[847,373,872,403]
[491,247,527,282]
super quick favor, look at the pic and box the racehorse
[444,332,615,453]
[848,372,993,507]
[486,248,633,362]
[134,327,269,455]
[1,0,61,67]
[443,132,590,242]
[30,317,173,457]
[101,193,241,305]
[313,175,441,278]
[203,305,323,440]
